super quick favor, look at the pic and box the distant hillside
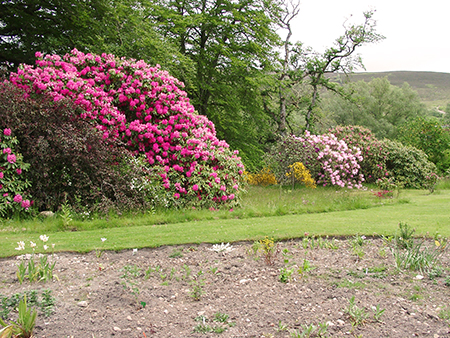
[330,71,450,109]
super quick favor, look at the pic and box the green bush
[397,117,450,173]
[383,139,437,189]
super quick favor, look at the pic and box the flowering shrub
[266,135,321,184]
[376,177,401,191]
[0,128,32,217]
[423,172,440,193]
[9,50,244,208]
[267,132,364,189]
[329,126,387,183]
[373,190,393,198]
[0,82,154,213]
[244,168,277,186]
[285,162,316,189]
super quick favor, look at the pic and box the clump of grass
[392,241,444,274]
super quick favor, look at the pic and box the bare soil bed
[1,237,450,338]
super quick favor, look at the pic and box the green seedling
[0,294,37,338]
[344,296,369,328]
[279,267,294,283]
[372,304,385,322]
[189,278,205,301]
[297,259,315,277]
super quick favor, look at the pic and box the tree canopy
[321,77,428,139]
[0,0,109,68]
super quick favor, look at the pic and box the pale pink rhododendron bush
[10,50,244,208]
[300,131,364,189]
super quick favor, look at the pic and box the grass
[0,186,449,258]
[1,185,397,234]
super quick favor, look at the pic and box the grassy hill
[331,71,450,109]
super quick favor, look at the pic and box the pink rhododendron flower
[3,128,11,136]
[3,148,11,154]
[7,154,16,163]
[21,200,31,209]
[16,168,22,175]
[0,172,3,179]
[13,194,22,203]
[192,184,199,191]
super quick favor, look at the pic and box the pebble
[77,301,88,307]
[113,327,121,331]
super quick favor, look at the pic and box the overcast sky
[288,0,449,73]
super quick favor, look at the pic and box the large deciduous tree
[0,0,190,78]
[266,5,384,135]
[321,77,427,139]
[147,0,281,169]
[0,0,109,68]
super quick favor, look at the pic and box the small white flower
[15,241,25,251]
[30,241,37,248]
[52,243,55,249]
[43,245,49,251]
[39,234,49,242]
[132,249,138,255]
[210,243,234,253]
[101,238,107,242]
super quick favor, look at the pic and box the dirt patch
[1,237,449,337]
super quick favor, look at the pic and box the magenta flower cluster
[0,128,32,213]
[293,131,364,189]
[10,50,244,206]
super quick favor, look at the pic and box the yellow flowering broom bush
[244,168,277,186]
[286,162,316,189]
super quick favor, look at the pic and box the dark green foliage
[91,0,193,81]
[397,117,450,172]
[382,139,437,189]
[0,0,110,68]
[0,82,151,213]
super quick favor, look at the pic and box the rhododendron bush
[329,126,387,183]
[267,132,364,189]
[0,82,153,213]
[10,50,244,208]
[0,128,32,217]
